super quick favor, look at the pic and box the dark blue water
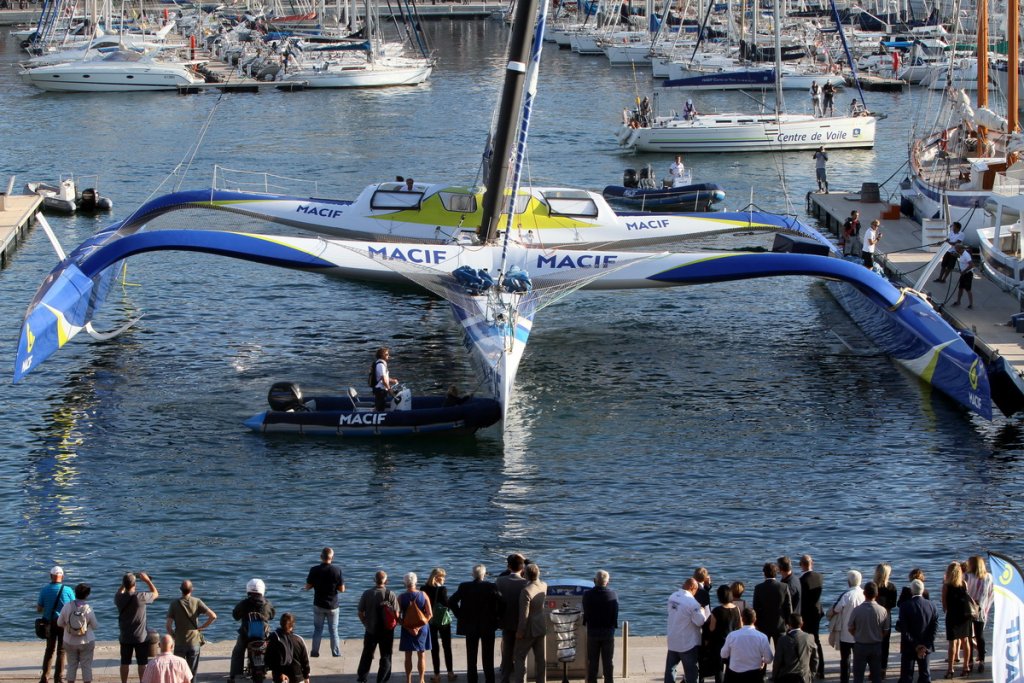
[1,21,1022,642]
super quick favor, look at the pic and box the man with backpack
[37,566,76,683]
[356,571,402,683]
[58,583,99,683]
[166,580,217,683]
[229,579,276,683]
[371,347,399,412]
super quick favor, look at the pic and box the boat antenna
[477,0,541,244]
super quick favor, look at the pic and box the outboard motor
[622,168,638,188]
[78,188,98,212]
[268,382,305,411]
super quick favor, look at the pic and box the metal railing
[211,165,319,196]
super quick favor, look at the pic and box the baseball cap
[51,566,64,576]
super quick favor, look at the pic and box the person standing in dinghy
[371,347,399,412]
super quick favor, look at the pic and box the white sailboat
[617,0,876,153]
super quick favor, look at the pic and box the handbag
[402,593,430,634]
[35,618,50,640]
[430,588,453,628]
[967,593,981,621]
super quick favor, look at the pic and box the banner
[989,552,1024,683]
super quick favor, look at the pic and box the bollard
[621,620,628,679]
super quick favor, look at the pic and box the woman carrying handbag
[423,568,456,683]
[399,573,433,683]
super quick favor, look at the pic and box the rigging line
[174,92,228,193]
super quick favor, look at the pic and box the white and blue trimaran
[14,0,997,428]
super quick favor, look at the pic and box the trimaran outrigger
[13,0,1003,430]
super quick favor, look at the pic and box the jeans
[64,641,95,682]
[313,606,341,656]
[230,634,249,679]
[852,642,882,683]
[665,647,699,683]
[430,623,453,675]
[464,631,496,683]
[897,645,930,683]
[42,621,66,683]
[587,634,615,683]
[174,644,201,682]
[972,620,986,661]
[357,629,395,683]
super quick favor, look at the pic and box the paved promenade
[0,633,989,683]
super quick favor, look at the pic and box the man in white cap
[37,566,75,683]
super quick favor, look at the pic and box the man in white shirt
[828,571,865,683]
[669,156,686,187]
[721,608,773,683]
[953,244,974,309]
[665,578,710,683]
[862,221,881,270]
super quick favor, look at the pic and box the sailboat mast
[976,0,988,144]
[773,0,784,113]
[1009,0,1019,133]
[478,0,541,244]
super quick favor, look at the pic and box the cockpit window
[439,192,477,213]
[371,190,423,210]
[541,190,599,218]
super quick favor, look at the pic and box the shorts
[120,641,150,666]
[959,271,973,291]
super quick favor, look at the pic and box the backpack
[379,590,398,630]
[369,360,382,388]
[246,611,268,640]
[68,604,88,636]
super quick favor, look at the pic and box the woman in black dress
[873,563,897,676]
[942,562,973,678]
[703,584,741,683]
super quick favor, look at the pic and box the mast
[977,0,987,144]
[477,0,541,244]
[773,0,784,113]
[1009,0,1019,133]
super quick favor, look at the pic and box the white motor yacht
[20,49,204,92]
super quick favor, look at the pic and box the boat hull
[621,114,876,152]
[20,64,202,92]
[245,395,502,436]
[601,182,725,211]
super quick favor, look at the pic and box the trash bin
[860,182,881,203]
[544,579,593,678]
[146,627,160,658]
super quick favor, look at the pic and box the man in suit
[495,555,528,683]
[513,563,548,683]
[773,614,818,683]
[798,556,824,679]
[449,565,502,683]
[582,570,619,683]
[778,558,801,618]
[753,563,792,647]
[895,580,937,683]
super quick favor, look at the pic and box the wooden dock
[807,189,1024,385]
[0,193,43,269]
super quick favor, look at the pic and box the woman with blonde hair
[423,568,455,683]
[942,562,973,678]
[873,563,897,675]
[966,556,995,672]
[399,572,433,683]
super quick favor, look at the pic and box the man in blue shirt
[37,566,76,683]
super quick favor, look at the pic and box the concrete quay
[807,189,1024,397]
[0,633,987,683]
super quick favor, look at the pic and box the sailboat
[617,0,877,153]
[900,0,1023,244]
[13,0,999,428]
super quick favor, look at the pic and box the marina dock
[808,190,1024,385]
[0,632,992,683]
[0,191,42,269]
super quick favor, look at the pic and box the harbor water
[1,21,1022,641]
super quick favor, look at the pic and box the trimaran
[14,0,998,429]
